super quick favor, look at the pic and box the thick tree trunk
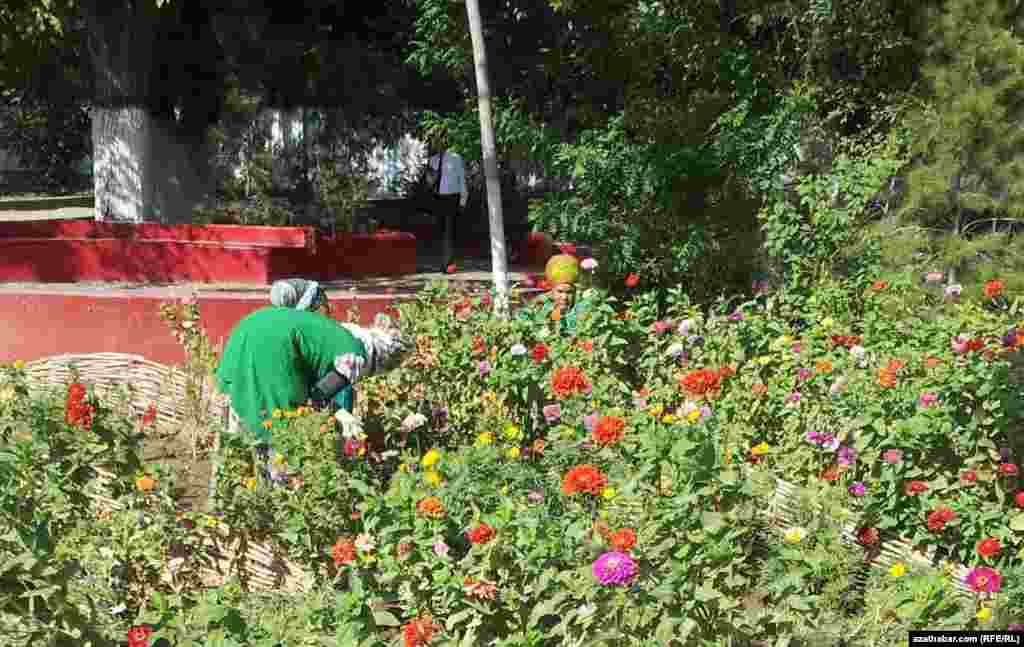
[91,105,156,222]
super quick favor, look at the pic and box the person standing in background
[426,149,467,272]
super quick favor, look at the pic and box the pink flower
[592,551,638,586]
[918,391,939,408]
[952,335,969,355]
[433,541,450,558]
[542,404,561,423]
[882,449,903,465]
[924,271,944,283]
[652,320,672,335]
[964,566,1002,594]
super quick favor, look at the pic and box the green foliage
[0,92,91,193]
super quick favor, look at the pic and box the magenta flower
[728,310,744,322]
[797,367,813,382]
[592,551,638,586]
[478,360,492,377]
[918,391,939,408]
[964,566,1002,594]
[837,446,858,466]
[848,482,866,497]
[882,449,903,465]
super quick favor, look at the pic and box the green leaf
[372,610,401,627]
[1009,514,1024,532]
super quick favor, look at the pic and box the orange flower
[331,538,357,566]
[877,367,897,389]
[625,273,640,288]
[550,307,562,322]
[550,366,591,399]
[135,475,156,492]
[403,615,440,647]
[820,465,842,482]
[887,358,905,371]
[417,496,445,518]
[466,523,496,545]
[751,382,768,397]
[984,279,1004,298]
[463,577,499,600]
[978,537,1001,559]
[925,356,942,369]
[814,359,833,373]
[578,339,594,352]
[679,369,722,398]
[561,464,609,496]
[871,280,889,291]
[593,416,626,446]
[609,528,637,552]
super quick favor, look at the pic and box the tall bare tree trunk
[465,0,510,317]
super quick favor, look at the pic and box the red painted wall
[0,219,416,284]
[0,289,409,365]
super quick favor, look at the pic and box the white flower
[581,257,598,271]
[510,343,528,356]
[181,321,194,329]
[110,604,127,616]
[355,533,376,553]
[402,412,428,431]
[577,603,597,618]
[849,345,867,365]
[678,318,696,335]
[665,343,685,359]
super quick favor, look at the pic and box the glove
[335,408,364,439]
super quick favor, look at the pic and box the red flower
[593,416,626,446]
[472,336,486,356]
[625,273,640,288]
[926,507,957,532]
[609,528,637,552]
[558,243,578,256]
[829,335,863,349]
[446,264,457,274]
[904,480,929,496]
[403,615,440,647]
[679,368,722,399]
[1016,491,1024,509]
[925,356,942,369]
[871,280,889,291]
[561,464,609,496]
[984,279,1005,299]
[966,338,986,353]
[961,470,978,484]
[331,538,357,566]
[467,522,496,545]
[128,625,153,647]
[531,343,549,363]
[1000,463,1019,476]
[65,383,95,430]
[141,404,157,427]
[718,366,735,379]
[550,366,591,399]
[578,339,594,352]
[856,527,880,547]
[978,537,1001,559]
[887,358,905,371]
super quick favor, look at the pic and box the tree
[465,0,510,316]
[899,0,1024,284]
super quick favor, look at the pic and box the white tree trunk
[466,0,510,318]
[92,106,157,223]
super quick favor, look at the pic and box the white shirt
[428,152,467,205]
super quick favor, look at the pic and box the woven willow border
[20,353,313,593]
[764,477,975,598]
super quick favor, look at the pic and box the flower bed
[4,272,1024,645]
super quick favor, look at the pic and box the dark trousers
[435,194,460,269]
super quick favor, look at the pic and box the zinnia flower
[1016,491,1024,509]
[882,449,903,465]
[905,480,929,495]
[925,271,944,283]
[478,360,492,376]
[581,258,598,271]
[679,368,722,399]
[652,320,672,335]
[624,273,640,288]
[467,522,496,545]
[857,527,879,546]
[355,534,375,553]
[421,449,441,468]
[678,319,696,335]
[417,496,445,517]
[978,538,1001,559]
[331,538,358,566]
[837,446,857,466]
[964,566,1002,594]
[1002,463,1020,476]
[433,541,450,558]
[550,366,591,399]
[889,562,907,577]
[403,413,428,431]
[542,404,561,423]
[128,626,154,647]
[463,577,499,600]
[609,528,637,552]
[961,470,978,484]
[978,607,993,623]
[783,527,807,544]
[510,343,528,356]
[848,482,866,497]
[593,416,626,446]
[927,506,957,531]
[402,615,440,647]
[561,464,609,496]
[592,551,638,586]
[918,391,939,408]
[984,279,1005,299]
[531,343,549,363]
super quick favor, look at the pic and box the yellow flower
[244,477,257,490]
[821,317,835,329]
[686,409,701,423]
[272,408,283,419]
[977,607,992,622]
[12,360,24,370]
[501,484,509,495]
[591,400,600,409]
[0,385,15,403]
[662,414,676,424]
[751,442,770,456]
[506,447,521,460]
[889,562,906,578]
[601,487,617,500]
[423,470,442,487]
[272,454,286,466]
[782,527,806,544]
[477,432,495,446]
[422,449,441,468]
[262,420,273,429]
[757,356,772,366]
[503,424,523,441]
[648,404,664,417]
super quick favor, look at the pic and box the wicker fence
[14,352,977,598]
